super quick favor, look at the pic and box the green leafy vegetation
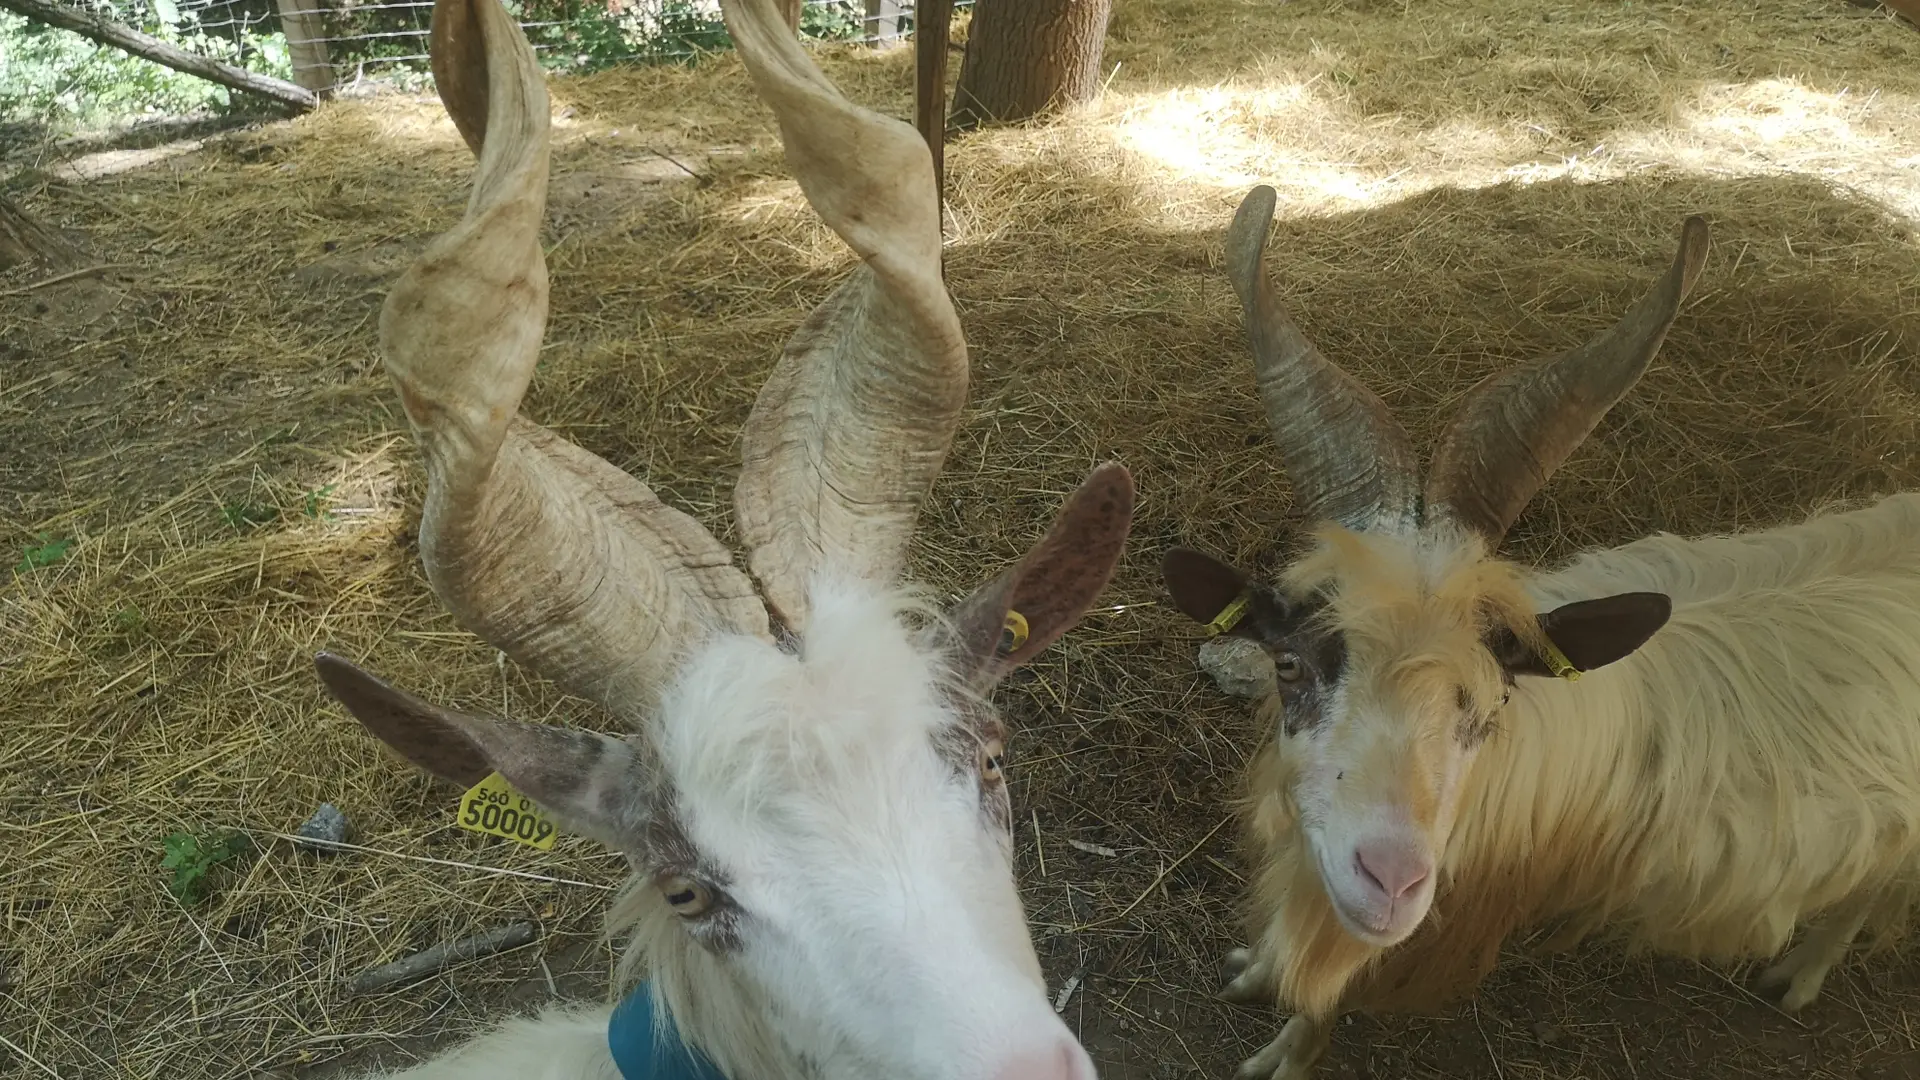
[2,0,900,141]
[160,829,250,904]
[14,532,73,573]
[300,483,335,520]
[220,500,277,530]
[0,8,291,140]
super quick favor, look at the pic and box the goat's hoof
[1220,971,1268,1005]
[1757,956,1827,1013]
[1779,983,1821,1013]
[1234,1057,1315,1080]
[1221,947,1253,981]
[1218,947,1271,1005]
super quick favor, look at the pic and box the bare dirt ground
[5,2,1920,1079]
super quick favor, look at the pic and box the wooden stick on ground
[0,264,133,297]
[348,921,538,995]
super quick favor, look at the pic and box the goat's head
[311,2,1129,1078]
[1164,186,1704,948]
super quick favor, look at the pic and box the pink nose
[1354,840,1432,901]
[990,1036,1098,1080]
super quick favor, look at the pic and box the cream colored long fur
[1250,491,1920,1019]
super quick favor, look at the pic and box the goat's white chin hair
[629,573,1084,1080]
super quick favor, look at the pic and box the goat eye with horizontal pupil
[1274,652,1306,684]
[659,875,711,917]
[979,738,1007,782]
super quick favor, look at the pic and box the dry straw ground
[5,1,1920,1078]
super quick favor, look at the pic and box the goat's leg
[341,1004,619,1080]
[1235,1012,1332,1080]
[1756,895,1874,1013]
[1220,946,1276,1005]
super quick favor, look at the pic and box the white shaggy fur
[335,1006,621,1079]
[346,579,1079,1080]
[1234,492,1920,1079]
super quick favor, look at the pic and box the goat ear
[1162,547,1249,625]
[949,463,1134,686]
[314,653,651,849]
[1490,593,1672,679]
[1161,547,1290,642]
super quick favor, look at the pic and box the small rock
[1534,1021,1563,1045]
[1198,637,1275,700]
[295,803,351,852]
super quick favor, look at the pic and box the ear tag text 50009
[458,772,559,850]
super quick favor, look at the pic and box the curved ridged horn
[725,0,968,629]
[378,0,767,724]
[1426,216,1711,544]
[1227,185,1420,533]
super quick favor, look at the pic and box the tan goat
[1165,185,1920,1079]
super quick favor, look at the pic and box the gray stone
[294,802,351,852]
[1198,637,1275,700]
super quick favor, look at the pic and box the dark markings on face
[1237,586,1509,748]
[1231,588,1347,738]
[636,764,745,952]
[938,692,1013,833]
[1454,685,1493,748]
[625,687,1014,957]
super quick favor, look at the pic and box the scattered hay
[4,2,1920,1078]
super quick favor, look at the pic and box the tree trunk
[0,197,83,273]
[950,0,1111,131]
[915,0,953,201]
[864,0,904,47]
[0,0,317,113]
[274,0,333,95]
[776,0,800,32]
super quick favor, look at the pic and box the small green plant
[113,605,145,631]
[161,829,249,904]
[301,484,337,520]
[15,533,72,573]
[221,501,276,530]
[801,1,864,41]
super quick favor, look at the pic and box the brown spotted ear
[949,462,1134,685]
[1489,593,1671,679]
[1161,547,1292,642]
[314,653,654,849]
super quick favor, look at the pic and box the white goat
[311,1,1132,1078]
[1163,185,1920,1079]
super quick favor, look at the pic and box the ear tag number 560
[458,772,559,850]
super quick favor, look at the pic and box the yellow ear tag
[1539,638,1582,682]
[1205,591,1252,637]
[458,772,559,850]
[1000,610,1031,654]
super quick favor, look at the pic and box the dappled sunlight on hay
[3,2,1920,1079]
[1092,71,1920,228]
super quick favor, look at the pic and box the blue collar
[608,983,730,1080]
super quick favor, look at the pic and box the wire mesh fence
[58,0,969,98]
